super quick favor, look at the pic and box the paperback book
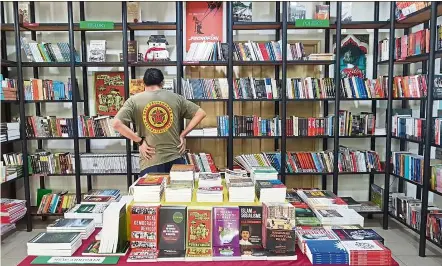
[186,207,212,259]
[158,206,187,260]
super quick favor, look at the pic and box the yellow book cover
[129,79,144,95]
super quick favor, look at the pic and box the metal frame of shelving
[2,4,441,254]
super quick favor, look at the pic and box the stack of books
[1,223,16,235]
[297,190,346,210]
[314,209,364,227]
[130,174,166,203]
[165,181,193,202]
[342,240,392,265]
[186,128,218,137]
[181,78,228,100]
[21,37,80,62]
[226,177,255,202]
[47,218,95,239]
[197,185,223,203]
[0,198,26,225]
[64,203,108,227]
[255,180,287,202]
[182,153,218,173]
[170,164,194,182]
[85,189,121,201]
[79,153,140,174]
[1,122,20,142]
[81,195,115,205]
[198,172,222,187]
[78,115,120,137]
[185,42,227,61]
[305,240,349,265]
[23,78,76,101]
[250,166,278,181]
[37,192,76,215]
[332,229,384,244]
[0,75,18,101]
[27,232,83,256]
[307,53,335,61]
[296,228,339,254]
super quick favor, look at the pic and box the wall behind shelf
[2,1,442,205]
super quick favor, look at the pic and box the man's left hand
[177,134,186,154]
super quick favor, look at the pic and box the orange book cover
[94,72,125,116]
[185,2,223,51]
[136,176,164,186]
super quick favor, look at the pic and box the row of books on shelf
[433,118,442,145]
[391,108,423,141]
[21,37,80,63]
[1,199,26,235]
[1,122,20,142]
[37,192,77,215]
[395,2,430,20]
[379,29,430,62]
[233,147,382,174]
[0,163,23,184]
[182,152,218,173]
[391,152,424,184]
[1,75,18,101]
[24,115,120,138]
[389,192,442,245]
[23,78,76,101]
[184,41,334,62]
[215,112,377,137]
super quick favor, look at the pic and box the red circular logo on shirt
[142,101,173,134]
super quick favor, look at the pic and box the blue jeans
[139,157,185,177]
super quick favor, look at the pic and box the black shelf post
[227,1,233,170]
[322,0,331,190]
[67,2,81,203]
[383,1,396,230]
[369,1,380,203]
[280,2,287,184]
[122,2,132,187]
[176,2,184,133]
[332,2,342,195]
[13,1,32,232]
[418,1,438,257]
[79,1,92,192]
[274,2,280,153]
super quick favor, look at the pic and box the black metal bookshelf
[3,3,442,254]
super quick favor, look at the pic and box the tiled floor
[1,216,442,266]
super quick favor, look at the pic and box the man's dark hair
[143,68,164,86]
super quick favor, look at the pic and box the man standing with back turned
[112,68,206,177]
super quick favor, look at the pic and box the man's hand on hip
[139,141,155,160]
[177,134,186,154]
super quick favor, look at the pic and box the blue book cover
[306,240,348,254]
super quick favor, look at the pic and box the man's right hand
[139,141,155,160]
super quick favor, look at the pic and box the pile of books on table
[255,180,286,202]
[64,203,107,227]
[165,180,193,203]
[226,176,255,202]
[342,240,392,265]
[170,164,195,182]
[305,240,349,264]
[250,166,278,182]
[27,232,82,256]
[197,173,223,202]
[47,218,95,239]
[0,198,26,235]
[129,174,166,203]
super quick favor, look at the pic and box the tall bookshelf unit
[1,1,442,257]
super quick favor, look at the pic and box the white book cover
[342,240,384,251]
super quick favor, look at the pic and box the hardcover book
[158,206,186,259]
[94,72,125,116]
[239,206,262,246]
[212,207,239,247]
[128,40,138,63]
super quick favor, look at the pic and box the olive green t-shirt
[115,90,200,170]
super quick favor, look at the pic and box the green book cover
[29,232,80,244]
[31,256,119,264]
[75,204,96,213]
[296,217,321,226]
[36,188,52,207]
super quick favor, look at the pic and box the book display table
[18,230,400,266]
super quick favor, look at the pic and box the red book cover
[425,29,430,53]
[87,119,94,137]
[130,204,159,252]
[295,153,304,171]
[136,176,164,186]
[287,152,297,172]
[351,153,357,172]
[94,72,125,116]
[205,153,218,173]
[259,43,270,60]
[307,118,312,136]
[306,153,315,172]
